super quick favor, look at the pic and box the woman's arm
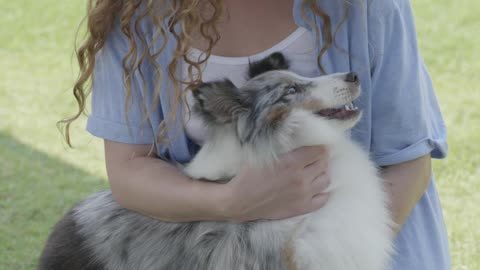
[105,140,330,223]
[105,140,230,222]
[381,154,432,234]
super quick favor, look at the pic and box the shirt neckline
[189,27,307,65]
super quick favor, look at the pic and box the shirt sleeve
[368,0,448,166]
[86,19,157,144]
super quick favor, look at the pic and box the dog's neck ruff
[183,27,318,145]
[183,110,348,181]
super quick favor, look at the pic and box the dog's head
[192,52,362,145]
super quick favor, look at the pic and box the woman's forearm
[108,155,230,223]
[103,141,331,224]
[381,154,432,234]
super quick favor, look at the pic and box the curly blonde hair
[60,0,349,147]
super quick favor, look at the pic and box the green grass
[413,1,480,268]
[0,0,478,269]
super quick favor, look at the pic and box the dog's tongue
[331,109,357,119]
[317,104,358,119]
[318,108,342,117]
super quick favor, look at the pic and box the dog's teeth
[344,102,359,111]
[344,102,355,110]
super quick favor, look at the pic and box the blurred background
[0,0,478,269]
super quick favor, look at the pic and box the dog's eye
[286,86,298,95]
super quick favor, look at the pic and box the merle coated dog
[38,52,393,270]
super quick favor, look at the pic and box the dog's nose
[345,72,359,83]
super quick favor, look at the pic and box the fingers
[296,148,330,198]
[310,193,329,211]
[303,158,328,182]
[285,146,327,168]
[295,192,330,217]
[310,172,331,196]
[308,170,331,213]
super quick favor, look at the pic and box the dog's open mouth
[315,102,360,120]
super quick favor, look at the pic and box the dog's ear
[248,52,289,79]
[192,80,248,124]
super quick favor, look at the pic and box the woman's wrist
[380,154,432,234]
[188,178,237,222]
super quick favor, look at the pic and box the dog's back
[39,190,292,270]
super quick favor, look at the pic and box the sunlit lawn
[0,0,478,269]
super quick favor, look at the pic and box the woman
[63,0,450,269]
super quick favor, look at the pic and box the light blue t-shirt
[86,0,451,269]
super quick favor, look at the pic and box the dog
[38,52,394,270]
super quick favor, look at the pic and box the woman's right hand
[221,146,331,222]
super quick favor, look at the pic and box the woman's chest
[191,0,297,58]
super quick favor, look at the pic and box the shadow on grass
[0,132,108,270]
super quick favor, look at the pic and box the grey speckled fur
[67,191,288,270]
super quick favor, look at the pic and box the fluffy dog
[38,52,394,270]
